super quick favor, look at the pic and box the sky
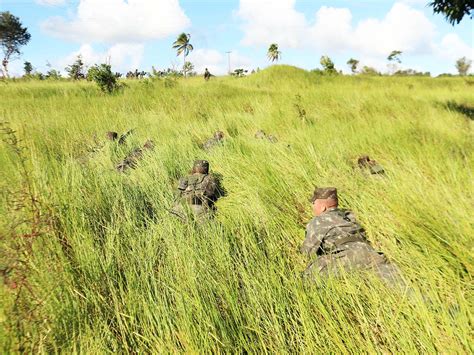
[1,0,473,76]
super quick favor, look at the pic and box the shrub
[360,66,381,76]
[320,55,339,75]
[393,69,431,77]
[87,64,123,94]
[231,68,248,77]
[45,69,61,80]
[65,55,85,80]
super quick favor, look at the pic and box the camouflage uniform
[202,131,224,151]
[267,134,278,143]
[301,188,403,288]
[116,140,154,172]
[118,129,134,145]
[255,130,278,143]
[172,160,222,221]
[358,155,385,175]
[106,131,119,141]
[106,129,134,145]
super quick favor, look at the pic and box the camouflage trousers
[303,243,405,289]
[170,203,212,223]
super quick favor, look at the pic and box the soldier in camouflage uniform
[116,140,155,172]
[106,129,134,145]
[301,187,404,288]
[255,129,278,143]
[357,155,385,175]
[202,131,224,151]
[172,160,223,221]
[106,131,119,141]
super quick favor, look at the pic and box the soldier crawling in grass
[106,129,135,145]
[357,155,385,175]
[171,160,224,222]
[255,129,278,143]
[301,187,405,289]
[202,130,225,151]
[116,139,154,172]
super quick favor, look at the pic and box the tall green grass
[1,66,473,352]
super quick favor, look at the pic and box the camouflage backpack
[319,209,368,253]
[179,173,213,205]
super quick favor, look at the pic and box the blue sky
[1,0,472,76]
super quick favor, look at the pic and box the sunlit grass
[0,66,473,352]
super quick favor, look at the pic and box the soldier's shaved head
[313,198,338,216]
[310,187,338,216]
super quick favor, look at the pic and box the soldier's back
[317,209,369,253]
[304,209,403,288]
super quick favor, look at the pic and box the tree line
[1,2,472,79]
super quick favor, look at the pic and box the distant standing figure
[300,187,404,289]
[202,131,225,151]
[204,68,212,81]
[172,160,223,221]
[357,155,385,175]
[116,140,155,172]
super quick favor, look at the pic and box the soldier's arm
[174,177,188,199]
[300,219,326,256]
[203,175,218,200]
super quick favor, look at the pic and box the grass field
[1,66,473,353]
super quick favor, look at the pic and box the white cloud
[436,33,474,73]
[41,0,190,43]
[187,49,252,75]
[237,1,472,73]
[308,6,353,53]
[58,43,144,73]
[352,3,436,56]
[399,0,429,6]
[437,33,474,61]
[36,0,66,5]
[237,0,307,48]
[239,2,436,55]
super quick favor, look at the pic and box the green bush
[87,64,123,94]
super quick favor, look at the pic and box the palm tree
[387,50,402,64]
[172,33,193,77]
[267,43,281,63]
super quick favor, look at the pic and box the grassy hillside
[1,66,473,352]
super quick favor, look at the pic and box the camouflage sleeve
[203,175,218,199]
[343,210,357,223]
[178,177,188,191]
[300,218,326,256]
[174,177,188,200]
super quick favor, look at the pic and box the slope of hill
[1,68,473,352]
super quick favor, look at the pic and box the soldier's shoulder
[307,215,330,229]
[205,172,219,181]
[203,175,219,188]
[318,209,345,224]
[337,208,357,222]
